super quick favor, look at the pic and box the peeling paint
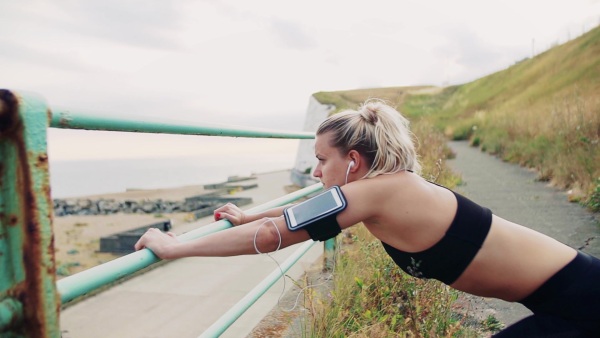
[46,109,52,125]
[57,111,73,128]
[0,90,20,136]
[0,90,59,337]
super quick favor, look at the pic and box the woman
[135,99,600,336]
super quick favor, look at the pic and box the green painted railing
[50,108,315,139]
[56,182,323,304]
[0,89,331,337]
[200,240,316,338]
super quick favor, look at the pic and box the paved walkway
[60,170,324,338]
[447,141,599,327]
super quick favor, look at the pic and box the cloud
[431,24,513,83]
[52,1,185,50]
[268,18,318,50]
[0,38,92,72]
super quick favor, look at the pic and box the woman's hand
[134,228,179,259]
[213,203,247,226]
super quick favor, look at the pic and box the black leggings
[493,251,600,337]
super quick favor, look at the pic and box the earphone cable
[253,218,339,313]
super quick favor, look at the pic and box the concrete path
[59,170,324,338]
[446,141,599,327]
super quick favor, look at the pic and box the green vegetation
[305,227,479,337]
[416,26,599,209]
[313,86,442,116]
[482,315,504,333]
[588,178,600,212]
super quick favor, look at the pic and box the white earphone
[345,160,355,184]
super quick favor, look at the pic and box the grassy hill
[314,25,600,211]
[306,26,599,338]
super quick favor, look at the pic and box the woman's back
[352,172,577,301]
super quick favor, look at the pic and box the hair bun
[360,104,379,124]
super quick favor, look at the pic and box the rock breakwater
[53,177,258,217]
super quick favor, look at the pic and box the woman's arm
[135,180,380,260]
[134,215,311,259]
[213,203,291,225]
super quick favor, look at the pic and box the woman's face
[313,132,349,188]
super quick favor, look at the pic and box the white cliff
[290,95,335,187]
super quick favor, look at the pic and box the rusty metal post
[0,90,60,337]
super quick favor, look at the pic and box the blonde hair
[316,99,421,178]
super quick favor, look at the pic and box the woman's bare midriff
[450,215,577,301]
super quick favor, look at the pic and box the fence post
[0,90,60,337]
[323,238,336,271]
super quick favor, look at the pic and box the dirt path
[446,141,599,329]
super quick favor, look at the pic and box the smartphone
[284,186,347,231]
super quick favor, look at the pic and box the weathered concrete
[447,141,599,328]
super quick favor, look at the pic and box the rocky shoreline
[53,177,257,217]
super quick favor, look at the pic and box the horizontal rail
[50,109,315,139]
[199,240,316,338]
[57,183,323,304]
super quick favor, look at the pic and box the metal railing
[0,89,328,337]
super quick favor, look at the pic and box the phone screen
[286,188,344,229]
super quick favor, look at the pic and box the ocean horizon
[49,153,296,199]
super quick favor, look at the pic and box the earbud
[345,160,355,185]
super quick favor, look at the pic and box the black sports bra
[381,188,492,285]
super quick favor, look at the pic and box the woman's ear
[348,150,361,172]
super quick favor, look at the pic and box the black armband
[303,214,342,241]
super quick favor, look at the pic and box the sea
[49,153,297,199]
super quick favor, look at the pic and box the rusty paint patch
[11,102,58,337]
[0,90,20,136]
[8,214,18,226]
[57,111,73,128]
[46,108,52,124]
[19,172,47,337]
[46,238,56,276]
[35,153,49,171]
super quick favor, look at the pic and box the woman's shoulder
[353,170,412,189]
[371,170,431,190]
[346,171,424,201]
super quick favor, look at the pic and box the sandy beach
[53,185,207,278]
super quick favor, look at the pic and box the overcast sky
[1,0,599,160]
